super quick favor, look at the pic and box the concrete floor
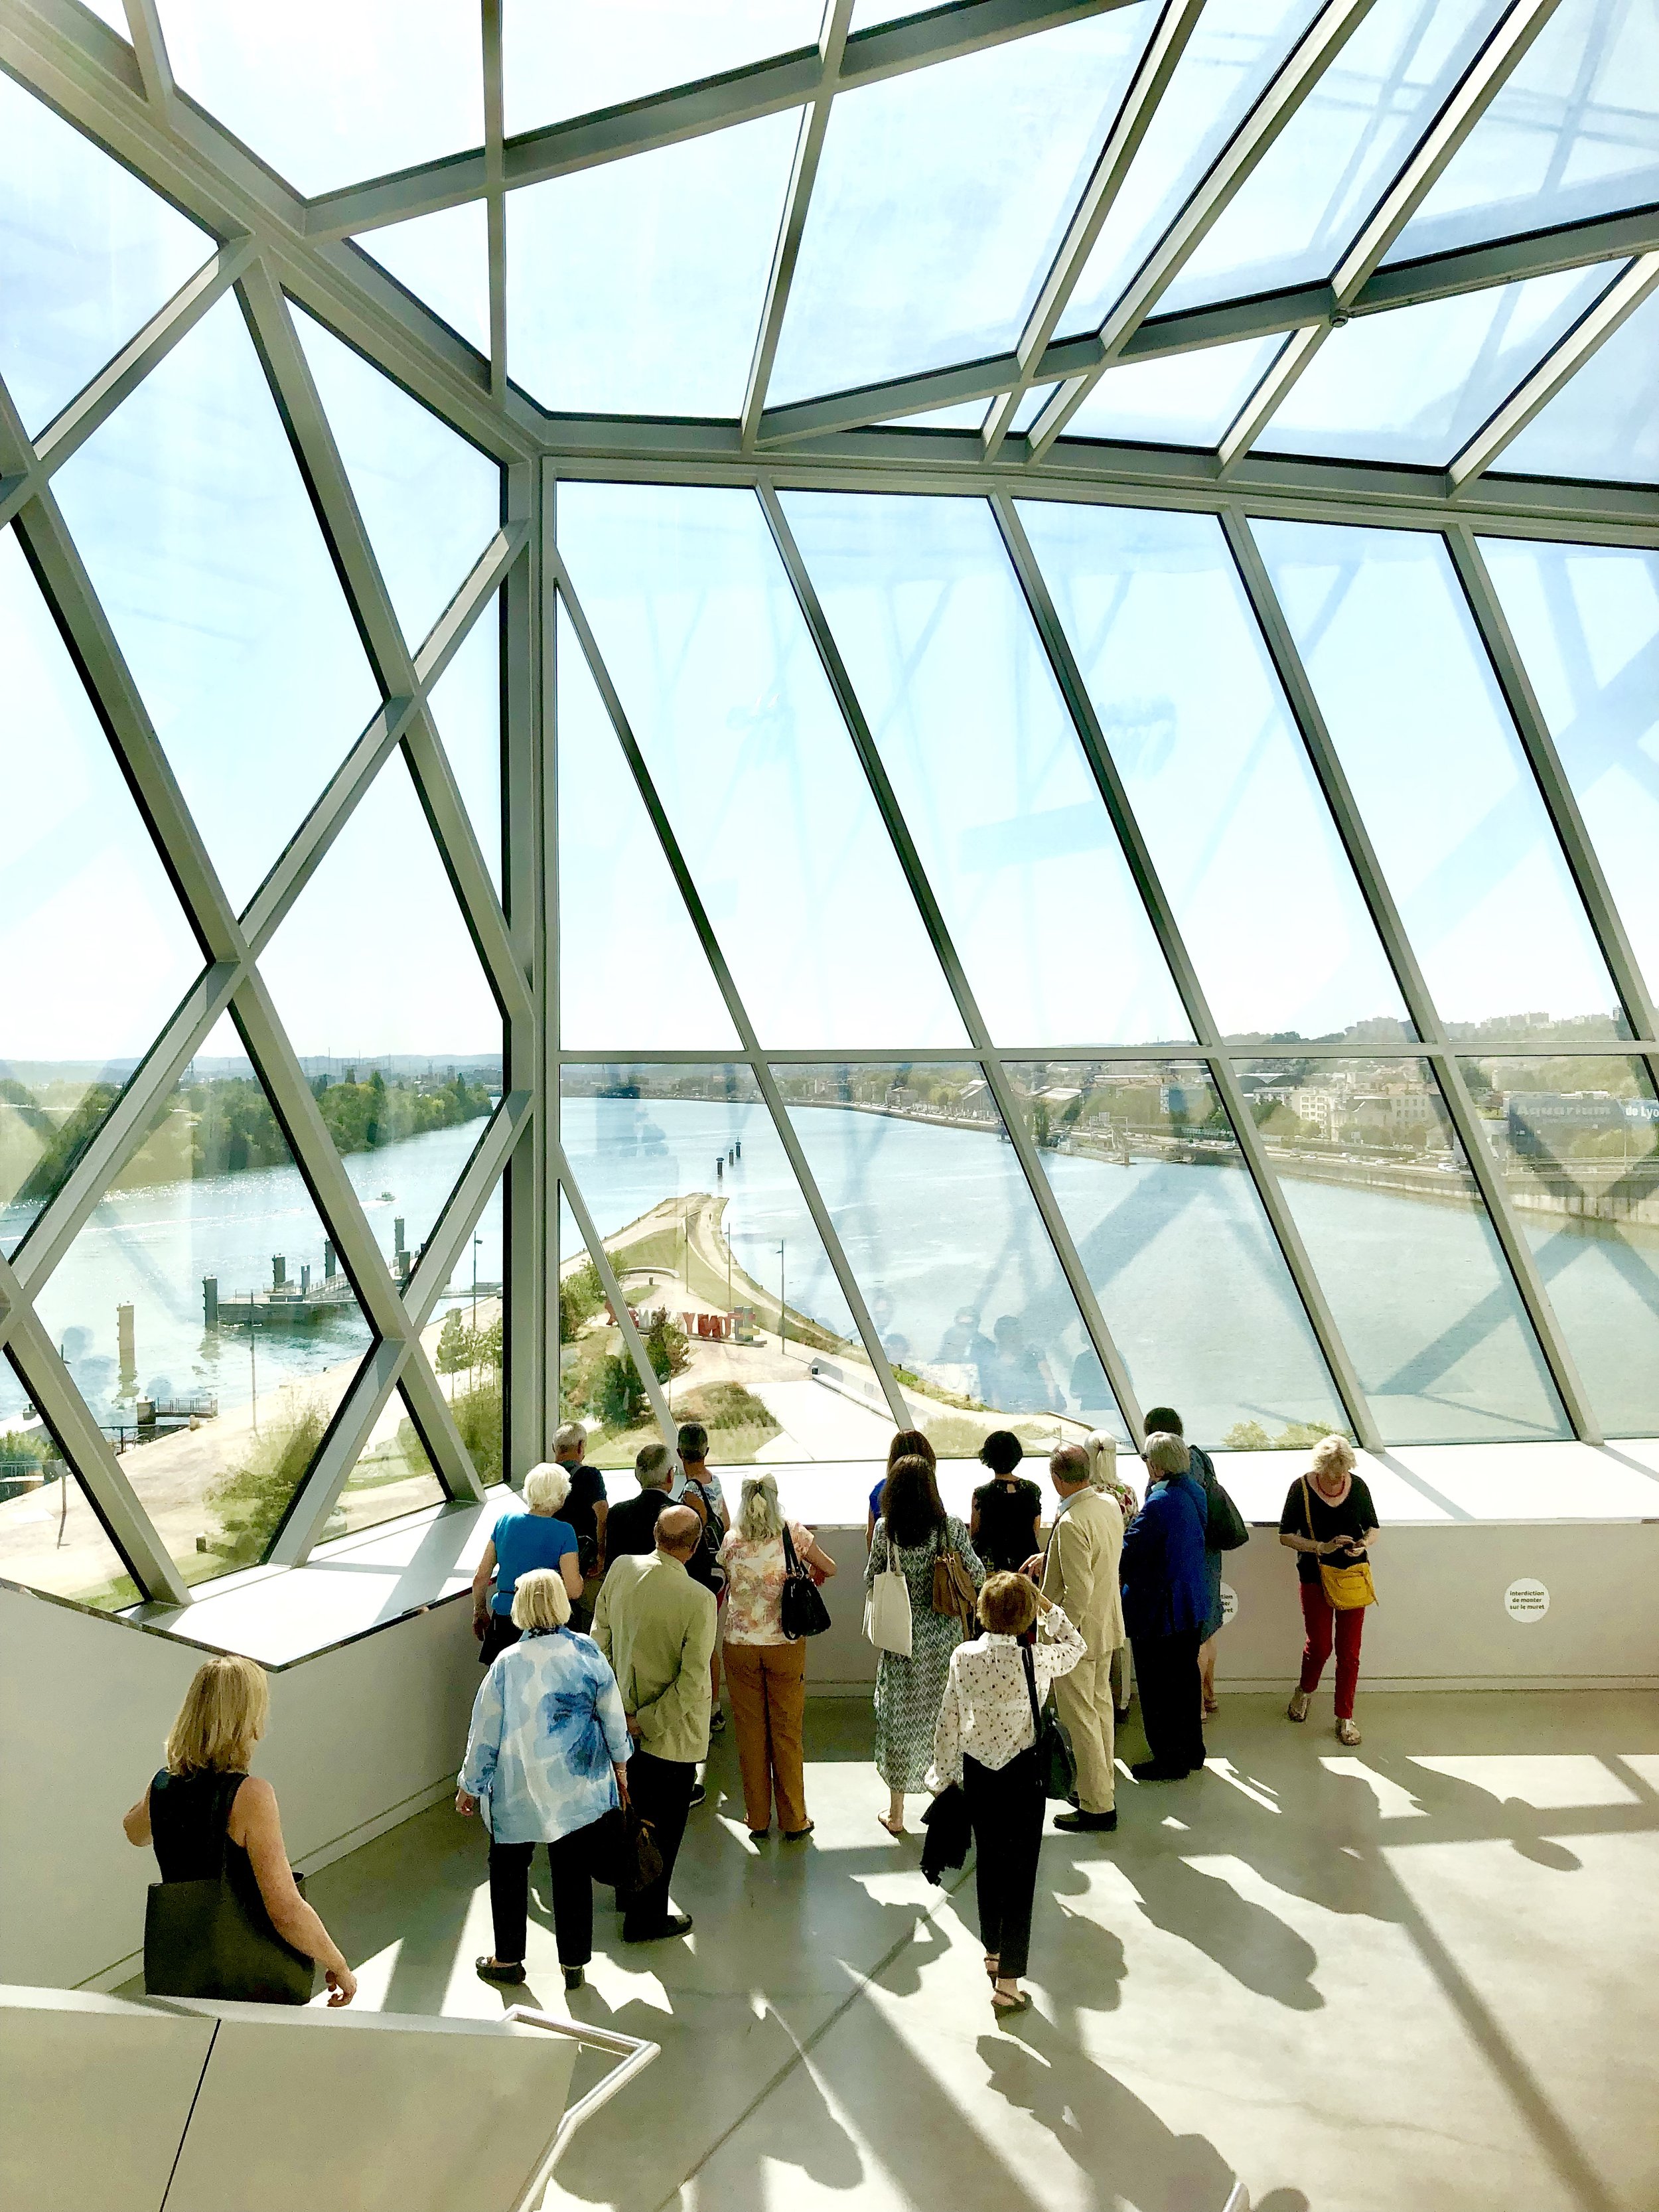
[300,1690,1659,2212]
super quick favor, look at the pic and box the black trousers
[1132,1629,1206,1773]
[478,1613,521,1666]
[488,1828,595,1966]
[619,1751,695,1938]
[962,1749,1045,1980]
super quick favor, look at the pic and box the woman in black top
[970,1432,1043,1576]
[123,1653,355,2004]
[1279,1434,1378,1747]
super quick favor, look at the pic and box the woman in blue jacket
[1119,1432,1209,1781]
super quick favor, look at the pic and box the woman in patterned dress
[865,1454,985,1836]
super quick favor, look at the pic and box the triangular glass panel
[426,593,503,897]
[1386,0,1659,264]
[0,66,209,437]
[883,402,991,431]
[328,1380,446,1542]
[555,602,738,1053]
[768,11,1159,404]
[1005,1061,1347,1449]
[774,1061,1131,1453]
[1063,0,1325,337]
[507,110,800,417]
[256,749,502,1268]
[156,0,482,200]
[1,527,204,1256]
[506,0,822,132]
[556,483,964,1049]
[432,1171,504,1487]
[1064,334,1288,448]
[0,1351,141,1611]
[1163,0,1506,314]
[356,200,492,359]
[292,305,500,654]
[561,1066,892,1467]
[30,1011,379,1587]
[1496,284,1659,486]
[780,489,1192,1048]
[1253,263,1624,467]
[1009,384,1060,436]
[50,292,382,914]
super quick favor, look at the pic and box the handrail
[502,2010,660,2208]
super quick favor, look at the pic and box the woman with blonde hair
[459,1567,632,1992]
[472,1459,586,1662]
[1279,1434,1378,1746]
[123,1653,356,2004]
[719,1473,837,1841]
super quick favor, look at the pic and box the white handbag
[864,1565,913,1658]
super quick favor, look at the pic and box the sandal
[991,1988,1032,2017]
[781,1823,815,1841]
[475,1956,526,1985]
[1337,1717,1362,1746]
[877,1812,906,1837]
[983,1954,1000,1982]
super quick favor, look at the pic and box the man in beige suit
[1036,1441,1123,1833]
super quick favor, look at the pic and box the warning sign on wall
[1503,1578,1550,1623]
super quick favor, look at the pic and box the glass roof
[1496,280,1659,483]
[504,1,824,135]
[1068,334,1289,447]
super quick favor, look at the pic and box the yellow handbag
[1301,1479,1376,1611]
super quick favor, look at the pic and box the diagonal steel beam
[741,0,854,450]
[1029,0,1379,460]
[981,0,1205,461]
[758,482,1148,1445]
[120,0,175,113]
[482,0,508,404]
[993,492,1380,1448]
[1218,0,1563,469]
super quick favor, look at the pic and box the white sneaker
[1287,1689,1311,1723]
[1337,1717,1362,1747]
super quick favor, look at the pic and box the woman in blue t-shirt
[470,1463,585,1664]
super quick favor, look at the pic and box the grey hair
[636,1441,674,1489]
[553,1422,587,1457]
[737,1473,784,1543]
[510,1568,571,1633]
[1309,1433,1356,1479]
[1143,1431,1191,1477]
[524,1462,572,1516]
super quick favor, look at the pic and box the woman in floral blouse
[719,1474,837,1842]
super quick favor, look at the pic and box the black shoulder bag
[1021,1647,1076,1802]
[144,1776,315,2005]
[780,1523,831,1641]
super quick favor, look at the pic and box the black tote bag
[144,1778,315,2006]
[1021,1647,1076,1802]
[779,1523,830,1640]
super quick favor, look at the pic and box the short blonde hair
[511,1568,571,1633]
[1084,1430,1118,1491]
[1309,1434,1355,1479]
[978,1571,1037,1636]
[524,1462,573,1516]
[1143,1430,1191,1477]
[165,1654,269,1776]
[738,1473,784,1543]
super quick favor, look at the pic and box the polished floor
[297,1689,1659,2212]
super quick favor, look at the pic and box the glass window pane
[556,483,964,1049]
[1237,1054,1568,1442]
[0,1353,141,1611]
[1064,334,1287,447]
[50,293,382,914]
[0,69,208,438]
[506,111,800,417]
[1017,500,1409,1045]
[293,306,500,654]
[1252,518,1624,1043]
[1477,538,1659,1003]
[1,528,205,1252]
[426,596,504,899]
[256,750,503,1267]
[1063,0,1322,337]
[561,1067,889,1466]
[31,1013,380,1587]
[156,0,483,198]
[356,202,492,359]
[1461,1055,1659,1436]
[1496,283,1659,485]
[1163,0,1505,313]
[1387,0,1659,265]
[504,0,822,133]
[882,401,991,430]
[555,603,739,1053]
[768,13,1157,404]
[434,1175,504,1488]
[1006,1061,1346,1447]
[776,1061,1129,1451]
[331,1381,446,1540]
[1010,384,1061,435]
[1253,265,1621,466]
[780,490,1192,1047]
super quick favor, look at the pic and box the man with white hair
[1119,1432,1209,1781]
[603,1439,676,1567]
[1039,1441,1123,1834]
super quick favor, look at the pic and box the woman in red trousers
[1279,1435,1378,1747]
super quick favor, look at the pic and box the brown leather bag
[931,1530,978,1631]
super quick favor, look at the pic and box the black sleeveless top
[150,1768,252,1883]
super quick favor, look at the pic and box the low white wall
[0,1582,480,1992]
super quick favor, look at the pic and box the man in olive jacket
[593,1506,716,1941]
[1039,1441,1124,1832]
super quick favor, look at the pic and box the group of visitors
[125,1405,1376,2014]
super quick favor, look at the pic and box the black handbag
[143,1779,315,2006]
[1204,1480,1250,1552]
[779,1523,830,1640]
[1021,1647,1076,1802]
[587,1803,665,1893]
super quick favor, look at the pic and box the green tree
[558,1261,604,1343]
[207,1402,328,1570]
[597,1353,648,1430]
[643,1311,689,1381]
[436,1309,470,1375]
